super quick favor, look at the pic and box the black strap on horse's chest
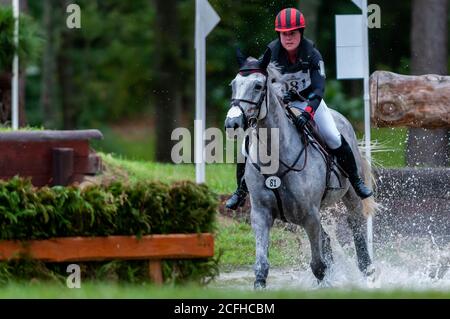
[246,130,310,223]
[249,160,288,223]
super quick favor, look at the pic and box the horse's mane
[267,62,283,82]
[267,62,284,99]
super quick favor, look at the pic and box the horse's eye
[255,84,262,90]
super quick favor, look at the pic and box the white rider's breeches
[291,99,342,150]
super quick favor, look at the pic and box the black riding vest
[268,38,326,111]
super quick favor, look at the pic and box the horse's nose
[224,117,243,130]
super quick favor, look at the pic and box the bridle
[230,70,268,129]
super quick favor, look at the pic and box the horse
[224,48,378,288]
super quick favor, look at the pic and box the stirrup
[225,189,247,210]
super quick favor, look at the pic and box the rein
[254,129,310,179]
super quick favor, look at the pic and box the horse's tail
[360,149,381,218]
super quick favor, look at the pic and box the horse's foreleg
[342,191,373,275]
[251,208,273,289]
[321,225,334,266]
[302,212,328,281]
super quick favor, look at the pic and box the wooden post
[52,147,74,186]
[149,260,163,285]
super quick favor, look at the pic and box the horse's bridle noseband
[230,71,268,129]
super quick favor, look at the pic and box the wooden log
[0,233,214,263]
[370,71,450,128]
[52,148,74,186]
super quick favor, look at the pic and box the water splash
[210,217,450,291]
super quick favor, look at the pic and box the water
[209,218,450,291]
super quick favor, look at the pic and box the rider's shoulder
[267,39,281,61]
[267,39,279,50]
[301,37,323,62]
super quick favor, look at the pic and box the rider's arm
[307,48,326,113]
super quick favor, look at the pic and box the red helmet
[274,8,306,32]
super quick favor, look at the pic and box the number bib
[281,70,311,94]
[265,176,281,189]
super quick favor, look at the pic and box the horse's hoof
[365,265,380,288]
[254,280,266,290]
[364,264,376,277]
[311,261,327,281]
[317,276,333,288]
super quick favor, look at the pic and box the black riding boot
[225,161,248,210]
[332,136,373,199]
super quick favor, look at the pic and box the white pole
[12,0,19,130]
[195,0,206,183]
[361,0,373,259]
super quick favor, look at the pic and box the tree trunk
[407,0,449,167]
[0,73,11,124]
[153,0,182,162]
[370,71,450,128]
[40,0,55,128]
[57,0,77,130]
[298,0,320,42]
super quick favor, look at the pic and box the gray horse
[224,49,378,288]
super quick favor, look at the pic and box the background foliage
[19,2,444,125]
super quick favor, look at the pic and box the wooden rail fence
[0,233,215,284]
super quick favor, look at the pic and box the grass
[357,128,407,168]
[92,125,156,162]
[0,282,449,298]
[215,217,299,270]
[100,153,237,194]
[0,125,44,131]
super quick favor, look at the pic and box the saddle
[285,105,347,194]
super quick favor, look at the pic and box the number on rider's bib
[265,176,281,189]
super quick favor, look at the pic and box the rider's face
[280,30,301,53]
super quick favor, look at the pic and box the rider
[226,7,373,210]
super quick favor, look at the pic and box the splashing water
[209,216,450,291]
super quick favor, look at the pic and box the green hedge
[0,177,219,285]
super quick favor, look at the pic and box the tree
[298,0,320,42]
[40,0,56,128]
[152,0,182,162]
[407,0,449,167]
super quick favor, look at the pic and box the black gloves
[293,111,312,130]
[283,89,316,130]
[282,89,302,104]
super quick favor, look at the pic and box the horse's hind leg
[251,207,273,289]
[302,211,328,281]
[342,190,373,275]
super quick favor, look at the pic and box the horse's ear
[236,47,247,68]
[259,47,272,71]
